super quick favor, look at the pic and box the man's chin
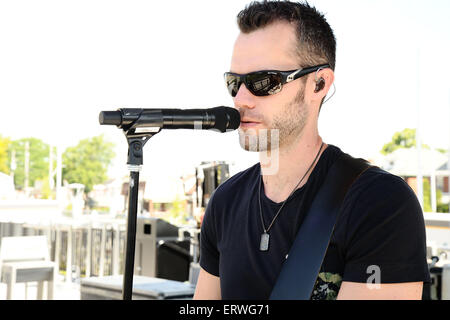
[238,126,259,133]
[239,144,259,152]
[238,141,259,152]
[238,129,258,152]
[238,129,279,153]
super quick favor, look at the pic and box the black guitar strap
[269,152,372,300]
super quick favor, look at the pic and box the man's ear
[314,78,326,93]
[312,68,334,100]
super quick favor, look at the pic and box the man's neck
[259,128,326,203]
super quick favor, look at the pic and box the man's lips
[240,120,261,128]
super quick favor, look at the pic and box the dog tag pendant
[260,232,270,251]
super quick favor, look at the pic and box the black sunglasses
[224,64,330,97]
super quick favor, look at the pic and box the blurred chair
[0,235,56,299]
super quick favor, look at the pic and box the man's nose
[234,83,256,110]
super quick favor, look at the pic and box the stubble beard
[238,88,308,153]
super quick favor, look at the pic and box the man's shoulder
[330,145,416,202]
[341,164,422,222]
[350,165,415,200]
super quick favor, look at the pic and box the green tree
[0,135,11,174]
[381,128,430,155]
[62,135,115,193]
[8,137,49,190]
[423,178,432,213]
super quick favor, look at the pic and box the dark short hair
[237,0,336,71]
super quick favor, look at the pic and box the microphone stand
[98,106,239,299]
[121,127,160,300]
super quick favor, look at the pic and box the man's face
[230,21,310,152]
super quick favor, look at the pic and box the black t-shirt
[199,145,431,300]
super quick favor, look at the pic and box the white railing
[0,212,127,282]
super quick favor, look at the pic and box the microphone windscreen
[99,111,122,126]
[212,107,241,132]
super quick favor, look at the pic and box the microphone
[99,107,240,133]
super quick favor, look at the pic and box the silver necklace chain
[258,142,325,234]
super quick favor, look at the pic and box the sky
[0,0,449,181]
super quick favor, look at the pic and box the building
[373,147,449,212]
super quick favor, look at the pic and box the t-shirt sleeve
[199,191,220,277]
[341,171,431,284]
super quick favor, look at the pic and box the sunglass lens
[247,72,282,96]
[225,73,241,97]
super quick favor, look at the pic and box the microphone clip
[115,108,163,167]
[124,129,158,167]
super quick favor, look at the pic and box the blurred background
[0,0,449,300]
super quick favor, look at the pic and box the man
[193,0,430,300]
